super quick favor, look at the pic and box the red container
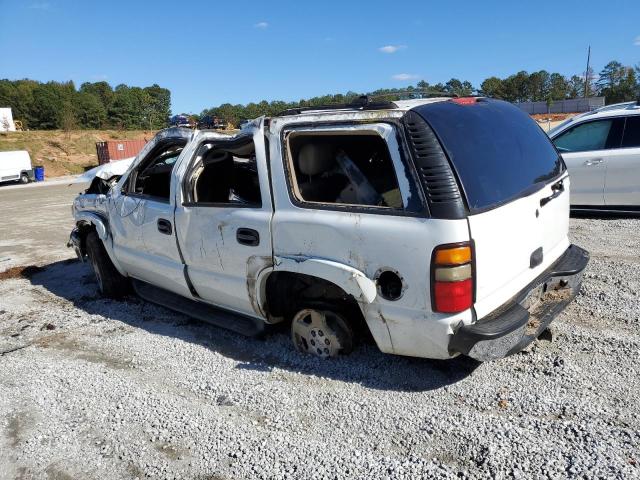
[96,139,148,165]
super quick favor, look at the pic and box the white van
[0,150,34,184]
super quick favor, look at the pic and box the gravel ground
[0,185,639,479]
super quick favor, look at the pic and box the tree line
[0,79,170,130]
[1,59,637,130]
[201,60,639,126]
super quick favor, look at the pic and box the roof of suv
[273,96,454,119]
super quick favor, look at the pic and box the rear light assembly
[450,97,478,105]
[431,243,474,313]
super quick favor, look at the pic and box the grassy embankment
[0,130,156,177]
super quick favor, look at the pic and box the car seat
[296,143,347,202]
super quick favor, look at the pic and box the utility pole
[584,45,591,98]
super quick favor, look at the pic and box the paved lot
[0,183,639,479]
[0,182,82,269]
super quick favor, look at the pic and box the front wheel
[19,173,29,184]
[291,307,354,358]
[85,231,129,298]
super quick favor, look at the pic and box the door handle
[157,218,173,235]
[236,228,259,246]
[584,158,603,166]
[540,180,565,207]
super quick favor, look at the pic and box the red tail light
[451,97,477,105]
[431,243,474,313]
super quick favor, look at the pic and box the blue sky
[1,0,639,114]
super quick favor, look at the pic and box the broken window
[128,141,185,200]
[184,137,262,206]
[286,132,403,209]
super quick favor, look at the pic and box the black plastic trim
[450,244,589,359]
[402,111,466,219]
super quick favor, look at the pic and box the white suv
[549,100,640,212]
[69,96,588,362]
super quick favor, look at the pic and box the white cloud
[379,45,406,54]
[29,2,50,9]
[392,73,418,81]
[634,36,640,46]
[254,21,269,29]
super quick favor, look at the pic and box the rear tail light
[431,243,474,313]
[451,97,478,105]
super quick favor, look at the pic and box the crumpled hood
[75,157,135,183]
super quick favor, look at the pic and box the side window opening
[129,141,185,200]
[286,132,403,209]
[621,116,640,148]
[185,138,262,207]
[553,118,624,153]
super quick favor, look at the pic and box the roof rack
[276,90,458,116]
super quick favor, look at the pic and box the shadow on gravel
[28,259,479,392]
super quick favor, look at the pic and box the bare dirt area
[0,184,639,479]
[0,130,155,177]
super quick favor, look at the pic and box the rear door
[551,117,624,206]
[173,122,273,318]
[604,115,640,206]
[413,99,569,319]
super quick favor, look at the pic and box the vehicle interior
[129,141,187,199]
[287,132,402,208]
[185,136,261,206]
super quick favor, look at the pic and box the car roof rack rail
[276,89,460,116]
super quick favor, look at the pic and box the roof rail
[275,89,458,116]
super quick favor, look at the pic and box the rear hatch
[413,99,569,318]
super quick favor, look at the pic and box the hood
[75,157,135,183]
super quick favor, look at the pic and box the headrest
[298,143,335,176]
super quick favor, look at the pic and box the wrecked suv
[69,96,589,361]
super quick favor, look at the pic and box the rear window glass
[413,99,564,211]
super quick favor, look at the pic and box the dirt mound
[0,130,156,178]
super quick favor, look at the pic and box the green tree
[480,77,505,99]
[548,73,569,100]
[143,84,171,129]
[528,71,550,101]
[596,61,638,103]
[502,71,530,102]
[75,92,107,129]
[567,75,584,98]
[444,78,474,96]
[79,81,114,110]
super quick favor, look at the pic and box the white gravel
[1,217,639,479]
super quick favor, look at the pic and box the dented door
[173,121,273,318]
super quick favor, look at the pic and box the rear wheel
[85,231,129,298]
[19,173,29,184]
[291,307,354,358]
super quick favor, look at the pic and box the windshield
[412,99,565,212]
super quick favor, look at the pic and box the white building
[0,108,16,132]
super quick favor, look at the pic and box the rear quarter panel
[267,121,473,358]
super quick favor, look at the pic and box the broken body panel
[71,99,588,361]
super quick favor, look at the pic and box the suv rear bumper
[449,244,589,361]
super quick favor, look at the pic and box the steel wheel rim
[291,308,345,358]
